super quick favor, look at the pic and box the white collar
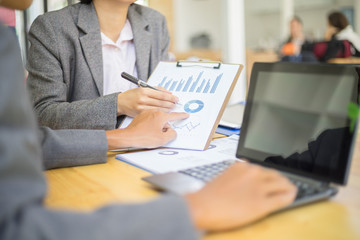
[101,19,133,46]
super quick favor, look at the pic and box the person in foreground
[26,0,177,130]
[0,1,296,238]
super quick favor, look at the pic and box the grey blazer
[27,3,170,130]
[1,22,198,240]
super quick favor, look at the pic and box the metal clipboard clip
[176,60,221,69]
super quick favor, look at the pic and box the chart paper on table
[120,61,243,150]
[116,135,241,174]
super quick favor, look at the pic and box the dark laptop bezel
[236,62,358,185]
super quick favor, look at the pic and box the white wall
[244,2,282,50]
[173,0,247,103]
[173,0,222,52]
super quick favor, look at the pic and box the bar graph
[158,71,223,94]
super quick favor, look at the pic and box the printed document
[116,135,241,174]
[120,61,242,150]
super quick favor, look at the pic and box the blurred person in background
[280,16,316,62]
[291,11,358,62]
[325,11,360,57]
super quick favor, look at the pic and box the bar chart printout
[121,61,242,150]
[158,71,223,94]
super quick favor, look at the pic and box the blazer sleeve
[159,14,171,61]
[38,127,108,170]
[26,14,119,130]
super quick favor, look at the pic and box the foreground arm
[0,23,198,240]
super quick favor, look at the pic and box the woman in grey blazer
[27,0,178,130]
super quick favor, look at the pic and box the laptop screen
[236,62,358,185]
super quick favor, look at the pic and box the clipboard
[121,61,243,150]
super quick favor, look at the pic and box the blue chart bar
[183,76,193,92]
[163,79,172,89]
[196,79,206,93]
[203,80,211,93]
[169,80,178,91]
[158,72,223,94]
[189,72,203,92]
[159,77,167,87]
[210,73,222,93]
[176,79,185,91]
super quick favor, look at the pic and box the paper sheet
[120,61,241,150]
[116,135,241,174]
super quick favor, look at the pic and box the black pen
[121,72,159,91]
[121,72,182,106]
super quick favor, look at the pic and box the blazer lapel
[77,3,104,96]
[128,5,151,81]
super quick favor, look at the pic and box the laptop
[143,62,359,209]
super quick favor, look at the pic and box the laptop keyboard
[179,160,327,201]
[289,178,325,200]
[179,160,235,182]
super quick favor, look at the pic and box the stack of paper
[116,135,240,174]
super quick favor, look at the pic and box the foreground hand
[117,87,179,117]
[106,109,189,149]
[185,162,297,231]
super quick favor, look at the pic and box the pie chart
[184,100,204,113]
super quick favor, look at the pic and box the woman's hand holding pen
[116,87,179,117]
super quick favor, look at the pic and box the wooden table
[45,133,360,240]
